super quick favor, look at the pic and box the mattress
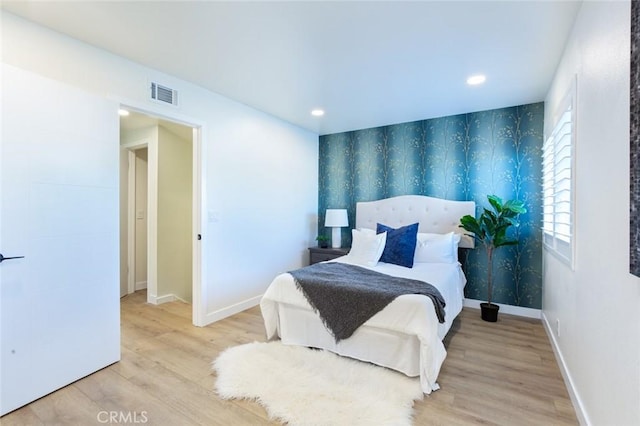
[260,257,466,393]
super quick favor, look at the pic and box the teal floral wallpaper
[318,103,544,309]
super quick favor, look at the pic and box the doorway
[119,110,199,311]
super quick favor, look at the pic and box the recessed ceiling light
[118,109,130,116]
[311,109,325,117]
[466,75,486,86]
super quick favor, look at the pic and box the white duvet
[260,257,466,393]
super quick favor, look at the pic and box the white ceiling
[2,1,581,135]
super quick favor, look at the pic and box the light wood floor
[2,291,578,425]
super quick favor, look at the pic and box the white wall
[1,12,319,324]
[157,126,192,302]
[543,1,639,425]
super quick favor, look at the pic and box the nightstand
[308,247,350,265]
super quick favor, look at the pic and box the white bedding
[260,257,466,394]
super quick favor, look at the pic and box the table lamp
[324,209,348,248]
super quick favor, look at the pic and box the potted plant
[316,235,330,249]
[459,195,527,322]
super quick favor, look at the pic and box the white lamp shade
[324,209,348,227]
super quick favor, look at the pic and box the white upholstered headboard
[355,195,476,249]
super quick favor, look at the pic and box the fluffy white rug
[213,341,423,426]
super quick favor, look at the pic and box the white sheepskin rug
[213,341,423,426]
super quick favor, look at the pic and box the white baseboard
[541,312,590,426]
[135,280,147,291]
[148,293,177,305]
[172,294,189,304]
[151,294,192,305]
[463,298,541,319]
[201,294,262,326]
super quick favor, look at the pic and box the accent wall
[319,103,543,308]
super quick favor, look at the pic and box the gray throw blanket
[289,262,446,342]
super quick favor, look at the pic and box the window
[542,77,576,267]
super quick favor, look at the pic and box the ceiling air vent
[150,82,178,106]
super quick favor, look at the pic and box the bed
[260,195,475,394]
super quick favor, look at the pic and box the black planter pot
[480,303,500,322]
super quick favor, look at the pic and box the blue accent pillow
[376,222,419,268]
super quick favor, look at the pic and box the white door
[0,65,120,415]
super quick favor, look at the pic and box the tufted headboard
[355,195,476,249]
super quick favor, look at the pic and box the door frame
[117,100,205,327]
[122,141,148,296]
[127,148,137,295]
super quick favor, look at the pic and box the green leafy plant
[316,235,330,247]
[459,195,527,305]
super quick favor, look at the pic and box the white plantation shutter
[543,77,576,266]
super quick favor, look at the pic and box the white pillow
[345,229,387,267]
[356,227,376,235]
[414,232,461,263]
